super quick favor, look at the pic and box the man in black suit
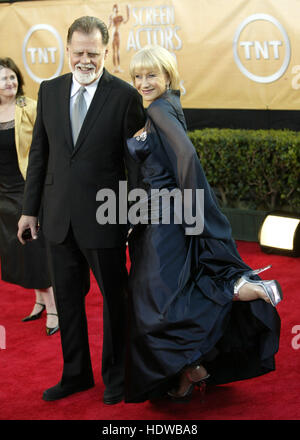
[17,16,145,405]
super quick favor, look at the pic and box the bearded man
[18,16,145,405]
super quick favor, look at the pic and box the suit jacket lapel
[61,73,73,153]
[72,69,113,155]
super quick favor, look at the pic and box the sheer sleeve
[148,98,200,196]
[147,97,232,240]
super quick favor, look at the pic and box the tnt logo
[0,325,6,350]
[233,14,291,83]
[22,24,64,83]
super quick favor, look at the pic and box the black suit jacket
[22,69,145,248]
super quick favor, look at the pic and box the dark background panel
[183,109,300,131]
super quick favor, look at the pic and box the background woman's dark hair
[67,16,109,45]
[0,57,25,97]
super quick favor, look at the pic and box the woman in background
[125,45,281,403]
[0,57,58,336]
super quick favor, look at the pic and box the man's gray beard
[73,68,96,85]
[69,60,96,85]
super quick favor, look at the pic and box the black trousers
[46,227,128,393]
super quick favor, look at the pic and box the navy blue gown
[125,90,280,403]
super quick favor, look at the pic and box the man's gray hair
[67,16,109,45]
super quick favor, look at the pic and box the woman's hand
[134,127,145,138]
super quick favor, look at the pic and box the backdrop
[1,0,300,110]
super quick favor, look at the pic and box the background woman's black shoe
[46,313,59,335]
[22,302,45,322]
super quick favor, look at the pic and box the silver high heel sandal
[233,265,283,307]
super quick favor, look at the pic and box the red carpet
[0,241,299,421]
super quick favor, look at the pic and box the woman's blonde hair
[129,45,180,90]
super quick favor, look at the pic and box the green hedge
[188,128,300,213]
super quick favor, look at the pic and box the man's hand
[17,215,38,245]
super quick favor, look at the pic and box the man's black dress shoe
[43,381,94,401]
[103,389,124,405]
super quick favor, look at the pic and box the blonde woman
[125,45,281,403]
[0,58,58,335]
